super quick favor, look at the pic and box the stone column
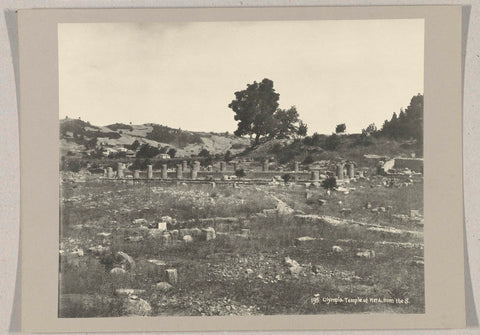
[347,163,355,179]
[311,170,319,181]
[207,165,213,172]
[161,164,168,179]
[176,164,183,179]
[336,164,344,180]
[147,165,153,179]
[263,159,269,172]
[133,170,140,179]
[117,162,124,178]
[107,167,114,178]
[220,161,226,172]
[182,160,188,171]
[190,169,197,180]
[232,162,238,171]
[194,161,201,171]
[165,268,178,285]
[294,161,300,172]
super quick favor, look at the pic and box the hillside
[60,117,422,171]
[236,133,422,168]
[60,119,250,158]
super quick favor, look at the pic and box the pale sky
[58,20,424,135]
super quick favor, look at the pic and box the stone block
[165,268,178,285]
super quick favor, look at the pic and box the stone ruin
[103,158,367,186]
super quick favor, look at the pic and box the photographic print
[58,19,425,318]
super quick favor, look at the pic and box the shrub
[321,176,337,190]
[146,125,203,148]
[106,123,133,131]
[109,151,127,159]
[136,144,160,158]
[199,149,210,157]
[235,168,246,178]
[129,158,151,171]
[168,148,177,158]
[282,173,294,183]
[335,123,346,133]
[303,155,314,165]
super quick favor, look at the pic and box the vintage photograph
[58,19,425,317]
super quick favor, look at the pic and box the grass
[59,177,424,317]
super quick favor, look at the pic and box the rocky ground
[59,172,424,317]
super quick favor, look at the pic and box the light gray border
[15,5,464,333]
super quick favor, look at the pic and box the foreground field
[59,175,424,317]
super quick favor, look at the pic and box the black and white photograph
[58,19,425,318]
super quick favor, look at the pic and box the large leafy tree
[228,78,280,144]
[272,106,304,139]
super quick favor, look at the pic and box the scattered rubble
[156,282,174,292]
[202,227,216,241]
[295,236,317,245]
[123,296,152,316]
[132,218,148,225]
[356,250,376,259]
[116,251,135,270]
[110,267,127,275]
[115,289,146,296]
[147,259,167,266]
[284,256,303,276]
[183,235,193,243]
[332,246,343,253]
[166,268,178,285]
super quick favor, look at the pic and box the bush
[303,155,314,165]
[136,144,160,158]
[106,123,133,131]
[146,125,203,148]
[199,149,210,157]
[168,148,177,158]
[281,173,294,183]
[335,123,346,133]
[321,176,337,190]
[129,158,151,171]
[235,169,246,178]
[109,151,127,159]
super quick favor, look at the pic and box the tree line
[228,78,423,147]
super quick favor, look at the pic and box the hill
[60,117,422,169]
[59,119,250,158]
[235,133,422,169]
